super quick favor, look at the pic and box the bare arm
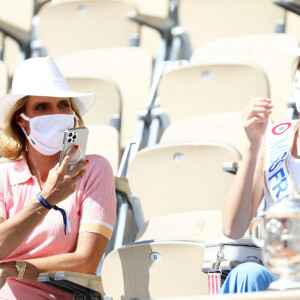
[222,142,265,238]
[0,147,87,260]
[222,97,272,239]
[0,232,109,287]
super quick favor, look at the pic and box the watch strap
[16,260,26,280]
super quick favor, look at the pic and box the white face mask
[20,113,76,156]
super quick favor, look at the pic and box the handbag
[202,237,262,294]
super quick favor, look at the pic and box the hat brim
[0,91,96,128]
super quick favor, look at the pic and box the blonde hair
[0,97,84,161]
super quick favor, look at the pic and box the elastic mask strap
[19,113,30,139]
[20,126,29,139]
[20,113,30,121]
[73,111,79,121]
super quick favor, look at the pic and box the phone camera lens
[69,133,73,137]
[68,138,72,143]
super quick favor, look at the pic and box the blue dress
[218,262,277,293]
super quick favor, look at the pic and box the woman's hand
[40,146,87,206]
[0,262,17,289]
[243,97,273,145]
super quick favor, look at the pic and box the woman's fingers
[247,98,273,112]
[72,168,87,183]
[243,98,273,121]
[243,115,269,128]
[59,145,79,172]
[67,160,87,178]
[244,107,272,121]
[42,147,88,203]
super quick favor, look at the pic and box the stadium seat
[127,141,241,223]
[144,60,269,146]
[159,112,247,156]
[0,0,34,51]
[0,0,50,75]
[158,61,269,124]
[101,210,226,299]
[36,0,139,58]
[102,240,208,298]
[55,47,152,150]
[86,125,120,175]
[286,11,300,43]
[38,240,208,299]
[0,60,8,97]
[0,0,37,78]
[130,0,170,59]
[178,0,285,53]
[65,74,122,128]
[135,210,225,242]
[128,0,193,66]
[191,33,298,122]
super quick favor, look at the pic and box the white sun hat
[0,56,96,128]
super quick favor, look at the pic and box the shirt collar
[9,157,33,185]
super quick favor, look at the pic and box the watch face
[17,261,26,269]
[16,260,26,279]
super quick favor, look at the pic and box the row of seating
[1,34,296,169]
[0,0,298,79]
[1,1,300,299]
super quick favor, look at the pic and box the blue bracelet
[36,192,71,235]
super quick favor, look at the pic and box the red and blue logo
[272,123,292,135]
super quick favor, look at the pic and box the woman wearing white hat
[0,57,116,299]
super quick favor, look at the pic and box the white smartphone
[59,127,89,167]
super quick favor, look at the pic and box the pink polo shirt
[0,154,116,299]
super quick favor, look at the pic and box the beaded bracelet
[36,192,71,235]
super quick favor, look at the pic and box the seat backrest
[0,61,8,97]
[0,0,34,34]
[3,36,21,79]
[86,124,120,175]
[191,34,298,122]
[37,0,139,57]
[128,141,241,222]
[157,61,269,124]
[65,74,122,126]
[160,112,247,155]
[55,47,152,149]
[130,0,170,58]
[131,0,169,18]
[102,240,208,299]
[286,11,300,43]
[135,210,225,242]
[178,0,285,52]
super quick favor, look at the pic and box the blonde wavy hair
[0,97,84,161]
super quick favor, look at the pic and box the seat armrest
[127,11,175,35]
[222,161,240,175]
[114,176,131,195]
[38,271,104,299]
[38,272,74,294]
[54,271,104,295]
[0,19,31,46]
